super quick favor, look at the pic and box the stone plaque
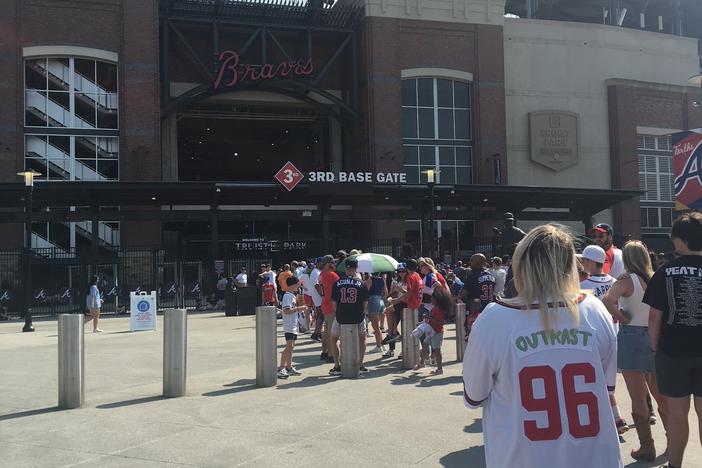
[529,111,580,171]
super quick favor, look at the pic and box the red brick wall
[608,81,702,239]
[362,17,506,239]
[0,0,161,249]
[0,0,162,181]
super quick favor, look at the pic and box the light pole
[17,170,40,332]
[422,168,440,259]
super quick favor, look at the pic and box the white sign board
[130,291,157,332]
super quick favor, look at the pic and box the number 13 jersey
[462,294,622,468]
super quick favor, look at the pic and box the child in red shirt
[415,288,451,375]
[262,282,277,306]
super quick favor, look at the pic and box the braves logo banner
[673,130,702,211]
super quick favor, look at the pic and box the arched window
[24,55,119,181]
[401,77,472,185]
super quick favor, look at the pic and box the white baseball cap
[580,245,606,264]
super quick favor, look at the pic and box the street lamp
[422,168,440,259]
[17,170,40,332]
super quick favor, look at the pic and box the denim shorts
[617,325,655,373]
[367,295,386,315]
[423,332,444,350]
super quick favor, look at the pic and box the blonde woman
[602,240,668,462]
[463,225,622,468]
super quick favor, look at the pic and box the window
[402,78,472,184]
[638,135,674,230]
[24,57,118,181]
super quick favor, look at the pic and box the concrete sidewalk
[1,312,698,467]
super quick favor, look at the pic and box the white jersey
[308,268,323,307]
[299,272,312,296]
[580,274,615,300]
[463,294,622,468]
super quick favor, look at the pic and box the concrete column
[401,308,419,369]
[340,324,360,379]
[455,302,466,362]
[163,309,187,397]
[256,306,277,387]
[58,314,85,409]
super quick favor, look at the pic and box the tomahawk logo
[674,142,702,195]
[0,290,9,301]
[166,283,177,294]
[34,289,47,301]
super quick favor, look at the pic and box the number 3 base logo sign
[275,161,305,192]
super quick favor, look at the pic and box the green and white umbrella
[336,253,399,274]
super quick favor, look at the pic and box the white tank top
[619,273,650,327]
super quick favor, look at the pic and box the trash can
[237,287,258,316]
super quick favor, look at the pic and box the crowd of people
[248,246,515,379]
[463,213,702,468]
[243,211,702,468]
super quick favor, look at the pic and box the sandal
[429,369,443,375]
[412,362,426,371]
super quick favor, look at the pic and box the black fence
[0,236,508,320]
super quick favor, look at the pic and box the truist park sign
[214,51,314,89]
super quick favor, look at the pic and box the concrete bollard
[401,308,419,369]
[256,306,277,387]
[455,302,467,362]
[58,314,84,409]
[340,324,360,379]
[163,309,187,398]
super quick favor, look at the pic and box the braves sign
[214,51,314,90]
[672,131,702,211]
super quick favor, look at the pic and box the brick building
[0,0,700,315]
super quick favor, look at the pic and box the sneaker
[412,362,426,371]
[93,328,103,333]
[381,334,391,345]
[649,413,657,425]
[325,355,335,363]
[286,367,302,376]
[320,352,328,360]
[311,334,322,343]
[359,366,369,373]
[382,350,394,358]
[329,366,341,376]
[615,417,629,434]
[277,368,289,379]
[370,346,382,353]
[429,369,443,376]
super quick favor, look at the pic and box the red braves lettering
[213,51,315,89]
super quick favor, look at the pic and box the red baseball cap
[590,223,613,236]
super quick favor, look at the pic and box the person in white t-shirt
[490,257,507,297]
[294,260,306,279]
[463,224,622,468]
[278,276,307,379]
[298,263,315,331]
[235,267,248,288]
[308,258,325,347]
[578,244,627,434]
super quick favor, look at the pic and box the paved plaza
[1,312,700,468]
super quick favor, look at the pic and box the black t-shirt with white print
[331,277,369,324]
[643,255,702,358]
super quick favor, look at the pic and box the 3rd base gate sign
[275,161,305,191]
[275,161,407,191]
